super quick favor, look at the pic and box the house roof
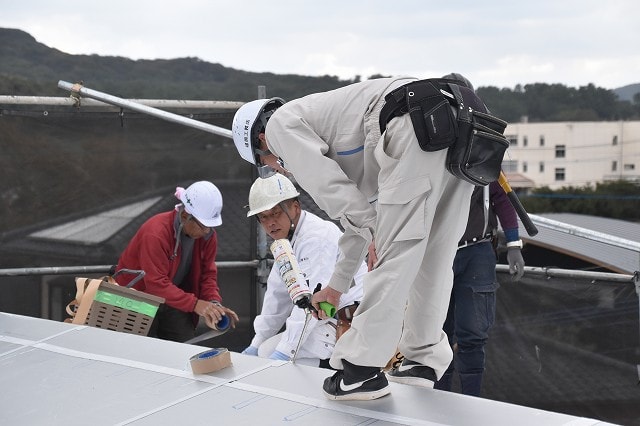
[0,180,254,264]
[0,180,331,266]
[505,172,536,189]
[520,212,640,274]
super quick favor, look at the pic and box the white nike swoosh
[396,364,418,372]
[340,377,372,392]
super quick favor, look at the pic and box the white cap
[177,181,223,227]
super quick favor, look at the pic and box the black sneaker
[386,359,437,388]
[323,369,390,400]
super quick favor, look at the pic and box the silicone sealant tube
[270,239,312,305]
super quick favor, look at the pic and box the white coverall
[249,210,365,364]
[266,77,474,376]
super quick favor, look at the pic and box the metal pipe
[0,261,260,277]
[0,265,114,277]
[495,264,634,283]
[2,262,629,281]
[0,95,243,111]
[529,214,640,252]
[57,81,235,139]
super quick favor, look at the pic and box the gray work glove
[507,247,525,281]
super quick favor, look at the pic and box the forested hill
[0,28,352,103]
[1,28,639,123]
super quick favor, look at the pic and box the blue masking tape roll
[216,315,230,331]
[190,347,231,374]
[198,349,219,359]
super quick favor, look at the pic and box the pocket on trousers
[378,175,432,242]
[471,283,498,333]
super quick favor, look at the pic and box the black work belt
[378,78,510,186]
[458,233,494,249]
[379,78,459,152]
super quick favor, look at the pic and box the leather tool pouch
[445,84,509,186]
[381,80,457,152]
[379,78,509,186]
[336,302,359,340]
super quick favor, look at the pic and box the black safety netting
[1,101,639,425]
[484,271,639,425]
[0,103,258,350]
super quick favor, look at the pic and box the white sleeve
[294,232,337,295]
[250,267,293,348]
[270,232,335,355]
[275,304,321,357]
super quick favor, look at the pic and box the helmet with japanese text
[232,97,285,165]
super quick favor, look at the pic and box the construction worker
[231,76,498,400]
[433,181,525,397]
[116,181,239,342]
[241,173,364,368]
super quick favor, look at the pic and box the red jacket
[116,210,221,312]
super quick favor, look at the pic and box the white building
[501,120,640,190]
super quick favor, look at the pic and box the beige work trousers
[329,114,474,379]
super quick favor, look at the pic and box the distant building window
[523,136,528,147]
[624,164,635,171]
[506,135,517,146]
[540,136,545,146]
[539,162,545,173]
[612,135,618,145]
[555,168,565,181]
[523,162,528,173]
[555,145,566,158]
[612,161,617,172]
[502,160,518,173]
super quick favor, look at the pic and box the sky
[1,0,639,90]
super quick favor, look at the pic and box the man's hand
[507,247,525,281]
[194,299,239,328]
[367,240,377,271]
[311,286,342,320]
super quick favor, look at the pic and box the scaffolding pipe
[57,81,235,139]
[2,263,633,283]
[495,264,634,283]
[0,261,259,278]
[0,95,243,111]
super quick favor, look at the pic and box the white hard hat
[178,181,223,227]
[232,97,285,165]
[247,173,300,217]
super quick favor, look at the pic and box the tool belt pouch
[335,302,359,340]
[382,80,457,152]
[445,84,509,186]
[379,79,509,185]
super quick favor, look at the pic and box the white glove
[507,247,525,281]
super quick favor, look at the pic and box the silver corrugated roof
[521,213,640,274]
